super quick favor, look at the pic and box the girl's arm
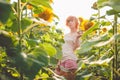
[74,38,80,50]
[73,31,82,50]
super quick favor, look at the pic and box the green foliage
[28,0,52,9]
[0,30,13,48]
[11,18,33,32]
[81,22,100,39]
[0,2,12,23]
[79,33,110,54]
[0,0,120,80]
[106,9,120,15]
[76,0,120,79]
[97,0,120,13]
[97,0,109,8]
[42,43,57,57]
[109,0,120,12]
[0,0,62,79]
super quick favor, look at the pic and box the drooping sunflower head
[49,0,53,3]
[27,4,33,10]
[84,21,94,31]
[79,17,95,31]
[34,6,53,22]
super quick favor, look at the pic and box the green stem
[113,14,118,80]
[17,0,22,51]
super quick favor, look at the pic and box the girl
[55,16,82,80]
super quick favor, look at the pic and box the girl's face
[66,16,79,31]
[66,19,77,29]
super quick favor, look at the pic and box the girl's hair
[66,16,79,29]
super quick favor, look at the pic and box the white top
[61,32,80,62]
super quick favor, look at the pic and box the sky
[52,0,96,19]
[11,0,97,33]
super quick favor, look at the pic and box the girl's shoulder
[66,32,78,36]
[64,33,72,38]
[64,32,77,40]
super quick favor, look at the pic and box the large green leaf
[11,20,18,32]
[23,48,49,79]
[97,0,120,12]
[8,47,49,80]
[94,34,120,47]
[0,30,13,48]
[97,0,109,8]
[21,18,33,31]
[0,2,12,23]
[78,34,109,54]
[42,43,57,57]
[29,47,49,66]
[11,52,38,80]
[28,0,52,9]
[11,18,33,32]
[33,6,44,14]
[114,34,120,40]
[79,34,120,54]
[106,9,120,15]
[109,0,120,12]
[87,56,113,66]
[26,39,39,47]
[100,20,111,26]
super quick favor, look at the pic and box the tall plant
[76,0,120,80]
[0,0,62,80]
[97,0,120,79]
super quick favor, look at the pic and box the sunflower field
[0,0,120,80]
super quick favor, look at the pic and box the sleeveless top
[61,32,80,62]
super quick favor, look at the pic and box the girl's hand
[77,31,83,38]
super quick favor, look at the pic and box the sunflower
[34,6,53,22]
[49,0,53,3]
[33,14,39,17]
[102,27,107,32]
[79,17,94,31]
[27,4,33,10]
[84,21,94,30]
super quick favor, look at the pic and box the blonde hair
[66,16,79,29]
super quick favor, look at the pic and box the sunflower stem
[17,0,22,51]
[112,14,118,80]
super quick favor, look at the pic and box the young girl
[55,16,82,80]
